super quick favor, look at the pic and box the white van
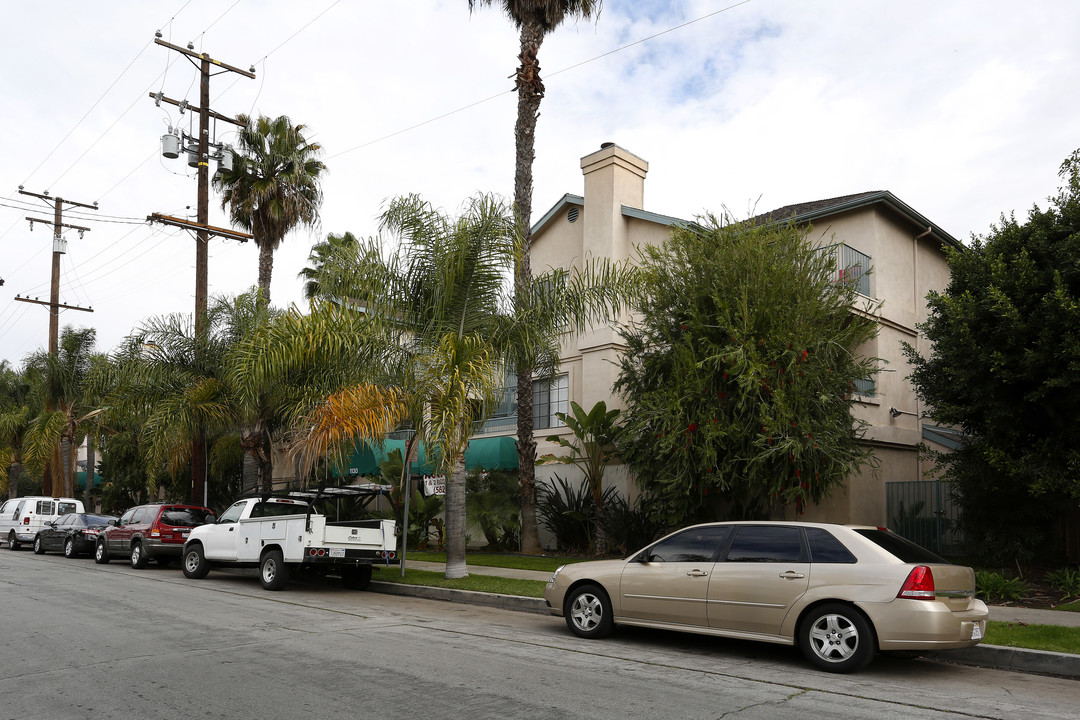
[1,496,85,550]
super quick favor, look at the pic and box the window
[36,501,54,516]
[854,529,948,564]
[129,507,148,524]
[218,502,246,524]
[724,526,806,562]
[533,374,569,430]
[852,377,876,397]
[118,508,135,526]
[250,502,305,519]
[805,527,857,563]
[57,502,78,516]
[642,526,731,563]
[837,244,872,296]
[161,508,214,526]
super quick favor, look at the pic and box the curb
[929,644,1080,679]
[369,582,1080,678]
[369,581,549,614]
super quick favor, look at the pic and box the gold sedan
[544,521,988,673]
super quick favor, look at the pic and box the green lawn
[405,551,591,574]
[371,566,548,598]
[985,621,1080,655]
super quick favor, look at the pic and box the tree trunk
[7,461,20,500]
[444,455,469,579]
[513,21,546,555]
[257,240,275,307]
[84,436,96,511]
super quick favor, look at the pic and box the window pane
[725,526,805,562]
[805,527,857,563]
[838,244,872,296]
[532,374,568,430]
[643,526,731,563]
[854,529,948,564]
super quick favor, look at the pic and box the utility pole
[149,37,254,506]
[16,188,97,496]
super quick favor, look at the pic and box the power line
[326,0,754,161]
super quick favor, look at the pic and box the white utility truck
[181,484,398,590]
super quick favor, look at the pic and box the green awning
[340,436,518,477]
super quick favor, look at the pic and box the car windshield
[854,529,949,564]
[161,508,212,527]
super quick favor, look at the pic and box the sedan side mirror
[107,519,117,526]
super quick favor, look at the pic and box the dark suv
[95,503,214,569]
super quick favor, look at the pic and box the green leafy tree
[541,400,620,552]
[904,150,1080,563]
[468,0,602,554]
[215,114,326,306]
[615,214,880,525]
[466,468,522,551]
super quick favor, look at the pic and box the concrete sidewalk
[382,558,1080,679]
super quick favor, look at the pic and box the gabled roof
[532,194,689,237]
[533,189,961,251]
[532,193,583,236]
[755,190,963,250]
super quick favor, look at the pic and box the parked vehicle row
[6,484,399,593]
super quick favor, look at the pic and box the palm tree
[469,0,602,553]
[215,114,326,306]
[0,361,35,500]
[298,231,363,301]
[303,193,637,574]
[22,327,103,498]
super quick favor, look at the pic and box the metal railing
[885,480,965,555]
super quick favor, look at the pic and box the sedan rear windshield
[161,508,212,527]
[854,529,949,564]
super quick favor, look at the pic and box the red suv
[94,503,214,568]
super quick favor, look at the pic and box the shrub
[1046,567,1080,601]
[600,493,665,555]
[975,571,1031,603]
[537,474,617,553]
[466,469,521,551]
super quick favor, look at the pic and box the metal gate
[885,480,964,555]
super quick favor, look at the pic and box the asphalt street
[1,549,1076,720]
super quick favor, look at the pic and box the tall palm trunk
[514,21,546,555]
[444,455,469,578]
[257,240,276,307]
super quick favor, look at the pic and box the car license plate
[971,622,983,640]
[328,548,345,558]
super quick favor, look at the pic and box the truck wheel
[7,531,20,550]
[130,541,150,569]
[33,535,46,554]
[182,545,210,579]
[260,549,290,591]
[342,565,372,590]
[95,540,110,564]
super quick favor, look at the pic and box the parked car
[33,513,118,557]
[95,503,214,568]
[543,521,988,673]
[1,496,84,550]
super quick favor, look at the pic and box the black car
[34,513,118,558]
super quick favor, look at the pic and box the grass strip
[406,551,589,573]
[372,566,547,598]
[985,621,1080,655]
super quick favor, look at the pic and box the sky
[2,0,1078,368]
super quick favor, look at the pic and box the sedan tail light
[898,565,936,600]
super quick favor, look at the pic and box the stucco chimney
[580,143,648,262]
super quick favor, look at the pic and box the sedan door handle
[779,571,805,579]
[686,570,709,577]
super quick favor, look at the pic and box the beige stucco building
[525,143,962,525]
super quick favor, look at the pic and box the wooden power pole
[148,38,254,506]
[16,189,97,496]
